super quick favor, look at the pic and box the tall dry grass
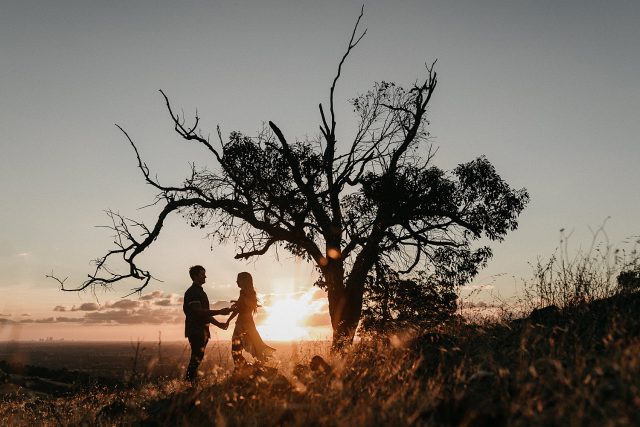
[524,225,639,310]
[2,230,640,426]
[3,288,639,427]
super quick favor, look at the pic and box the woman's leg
[231,333,247,367]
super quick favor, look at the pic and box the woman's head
[236,272,258,312]
[236,272,254,290]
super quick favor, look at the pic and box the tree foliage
[360,264,459,333]
[617,269,640,293]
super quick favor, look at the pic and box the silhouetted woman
[226,272,275,366]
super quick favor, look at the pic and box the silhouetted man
[183,265,231,383]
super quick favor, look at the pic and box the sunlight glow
[257,288,326,341]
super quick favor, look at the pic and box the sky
[1,0,639,342]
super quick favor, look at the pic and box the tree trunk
[324,267,343,347]
[325,260,369,352]
[329,236,386,350]
[324,260,356,351]
[332,293,362,351]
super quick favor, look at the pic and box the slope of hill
[1,292,639,426]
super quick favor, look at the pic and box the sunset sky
[1,0,639,342]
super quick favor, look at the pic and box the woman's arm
[225,308,239,326]
[224,300,242,326]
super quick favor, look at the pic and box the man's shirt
[183,283,211,339]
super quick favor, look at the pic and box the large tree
[54,9,528,349]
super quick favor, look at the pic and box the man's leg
[186,335,208,382]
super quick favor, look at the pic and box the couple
[182,265,275,382]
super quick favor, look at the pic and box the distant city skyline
[1,0,639,341]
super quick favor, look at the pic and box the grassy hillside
[1,290,639,426]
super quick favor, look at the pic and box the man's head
[189,265,206,285]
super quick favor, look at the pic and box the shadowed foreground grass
[1,291,639,426]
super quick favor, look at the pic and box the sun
[257,289,325,341]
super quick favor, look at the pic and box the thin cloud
[72,303,100,312]
[108,299,140,309]
[54,317,84,323]
[310,287,326,301]
[54,292,181,314]
[46,292,185,324]
[84,307,181,325]
[22,311,176,324]
[303,312,331,327]
[154,299,172,307]
[139,290,163,301]
[21,316,84,324]
[139,290,175,301]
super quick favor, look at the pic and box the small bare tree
[52,7,528,350]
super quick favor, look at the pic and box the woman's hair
[237,272,258,313]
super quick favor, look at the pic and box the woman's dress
[232,296,275,362]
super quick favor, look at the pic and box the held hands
[207,303,237,330]
[211,318,228,330]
